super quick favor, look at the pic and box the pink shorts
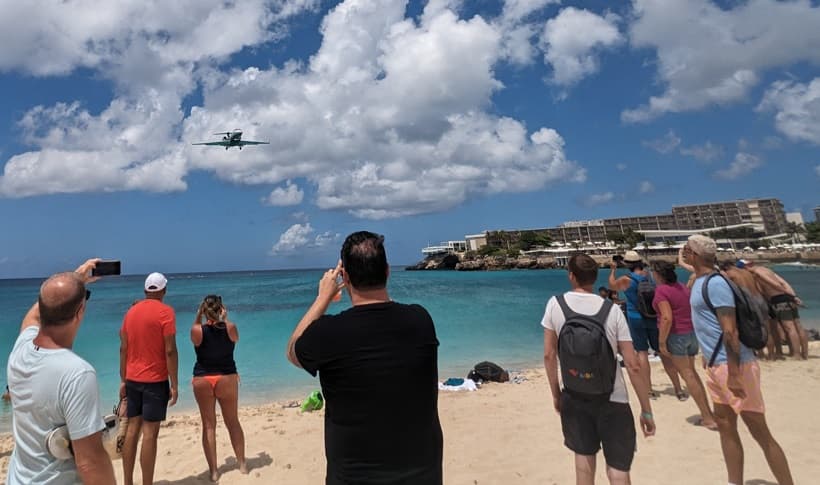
[705,361,765,414]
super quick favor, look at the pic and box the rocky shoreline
[405,251,820,271]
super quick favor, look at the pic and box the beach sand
[1,344,819,484]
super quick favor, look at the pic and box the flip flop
[676,391,689,402]
[694,417,719,431]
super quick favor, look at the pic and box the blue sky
[1,0,819,278]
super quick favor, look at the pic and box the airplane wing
[192,141,230,146]
[237,140,270,146]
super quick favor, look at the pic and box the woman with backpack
[652,261,718,430]
[609,251,682,399]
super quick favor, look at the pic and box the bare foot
[210,470,220,482]
[239,460,249,474]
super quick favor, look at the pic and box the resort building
[814,206,820,222]
[420,198,791,255]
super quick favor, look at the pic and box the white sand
[2,345,819,484]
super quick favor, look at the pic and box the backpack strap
[593,299,614,325]
[555,294,611,331]
[555,294,582,321]
[702,273,724,367]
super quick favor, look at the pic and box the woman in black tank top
[191,295,247,480]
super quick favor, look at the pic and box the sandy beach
[1,344,818,484]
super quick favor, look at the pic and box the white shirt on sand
[541,291,632,404]
[6,326,105,485]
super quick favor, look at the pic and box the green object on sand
[301,390,324,412]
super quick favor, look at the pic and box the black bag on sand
[555,295,616,399]
[467,361,509,383]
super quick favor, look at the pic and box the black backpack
[702,272,769,367]
[467,361,509,383]
[630,274,657,319]
[555,295,616,398]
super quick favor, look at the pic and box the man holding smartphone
[119,272,179,485]
[6,259,116,484]
[286,231,443,485]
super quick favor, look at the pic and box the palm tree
[786,222,806,244]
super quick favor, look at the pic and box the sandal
[676,391,689,402]
[694,418,719,431]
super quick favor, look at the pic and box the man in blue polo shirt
[684,235,793,485]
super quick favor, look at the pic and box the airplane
[192,129,269,150]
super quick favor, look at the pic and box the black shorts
[126,380,170,422]
[560,391,636,472]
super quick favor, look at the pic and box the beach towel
[438,378,477,392]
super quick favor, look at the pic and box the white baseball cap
[144,272,167,292]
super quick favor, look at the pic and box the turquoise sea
[2,266,818,429]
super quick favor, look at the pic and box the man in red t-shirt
[119,272,178,485]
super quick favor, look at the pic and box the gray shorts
[667,332,699,357]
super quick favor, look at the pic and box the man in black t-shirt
[286,231,443,485]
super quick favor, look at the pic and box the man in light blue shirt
[6,259,115,485]
[684,235,792,485]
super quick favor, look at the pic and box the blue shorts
[627,317,659,352]
[667,332,699,357]
[126,380,170,422]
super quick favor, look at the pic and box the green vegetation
[805,222,820,243]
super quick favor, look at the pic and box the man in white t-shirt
[6,259,115,485]
[542,253,655,485]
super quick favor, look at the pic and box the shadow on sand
[154,451,273,484]
[745,480,777,485]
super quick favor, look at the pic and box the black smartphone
[92,260,121,277]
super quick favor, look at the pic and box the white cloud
[541,7,623,88]
[263,180,304,206]
[616,163,627,171]
[623,0,820,122]
[815,165,820,177]
[638,180,654,194]
[271,223,314,254]
[0,0,315,198]
[642,130,680,154]
[270,222,339,254]
[757,78,820,145]
[498,0,558,66]
[1,0,585,218]
[584,191,615,207]
[714,152,762,180]
[680,141,723,163]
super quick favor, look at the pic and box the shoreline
[2,344,819,483]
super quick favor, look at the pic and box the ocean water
[1,265,818,429]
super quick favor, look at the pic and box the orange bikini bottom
[194,374,236,390]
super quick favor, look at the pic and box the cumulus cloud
[680,141,724,163]
[498,0,559,66]
[0,0,315,198]
[757,78,820,145]
[541,7,623,88]
[263,180,304,206]
[714,152,762,180]
[270,222,339,254]
[642,130,680,154]
[584,191,616,207]
[1,0,584,219]
[638,180,654,194]
[623,0,820,122]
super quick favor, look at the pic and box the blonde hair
[199,295,223,323]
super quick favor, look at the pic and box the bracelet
[641,412,653,420]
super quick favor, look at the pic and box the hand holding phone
[92,260,121,277]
